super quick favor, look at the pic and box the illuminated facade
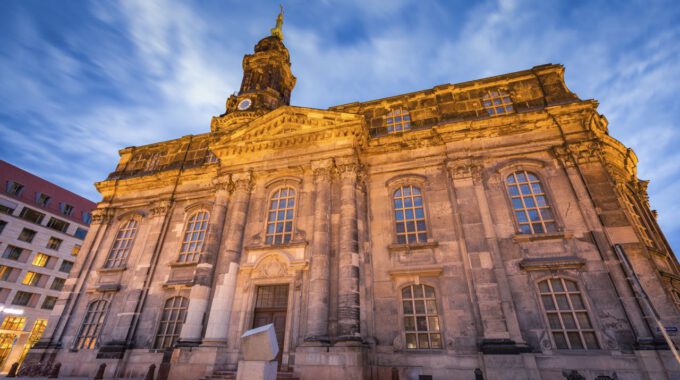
[0,160,95,374]
[26,11,680,380]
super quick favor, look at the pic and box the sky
[0,0,678,250]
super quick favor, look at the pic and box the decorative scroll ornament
[232,171,254,193]
[150,200,172,218]
[254,255,289,278]
[448,160,483,184]
[212,175,233,193]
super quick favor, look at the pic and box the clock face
[237,98,252,110]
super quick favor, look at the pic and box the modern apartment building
[0,160,95,373]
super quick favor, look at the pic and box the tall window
[178,211,209,263]
[393,185,427,244]
[622,194,656,248]
[385,108,411,133]
[153,296,189,349]
[402,284,442,349]
[482,90,514,116]
[538,278,599,350]
[104,218,139,268]
[76,300,109,349]
[506,171,556,234]
[265,188,295,245]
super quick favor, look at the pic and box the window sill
[512,231,573,243]
[245,240,308,252]
[97,266,127,274]
[518,256,585,271]
[388,241,439,252]
[398,348,445,354]
[169,261,199,268]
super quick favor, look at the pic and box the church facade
[26,14,680,380]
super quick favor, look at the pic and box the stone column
[203,171,253,344]
[179,179,231,345]
[337,162,362,342]
[304,159,334,342]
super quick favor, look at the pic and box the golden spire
[270,5,284,41]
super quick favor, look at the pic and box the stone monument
[236,323,279,380]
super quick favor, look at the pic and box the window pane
[405,334,417,349]
[404,317,415,331]
[567,332,584,349]
[402,301,413,314]
[553,332,568,349]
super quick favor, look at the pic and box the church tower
[224,7,296,114]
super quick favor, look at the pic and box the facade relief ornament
[311,158,335,184]
[566,141,602,164]
[91,207,115,225]
[150,200,172,218]
[212,175,233,193]
[254,255,289,278]
[447,160,483,184]
[232,171,254,193]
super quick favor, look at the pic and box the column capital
[447,159,482,184]
[212,175,233,193]
[232,171,254,193]
[337,163,361,181]
[91,207,115,225]
[150,200,172,218]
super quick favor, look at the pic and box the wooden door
[252,284,289,367]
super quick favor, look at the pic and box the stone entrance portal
[252,284,289,367]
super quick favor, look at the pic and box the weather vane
[270,4,284,41]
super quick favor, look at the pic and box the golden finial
[270,5,284,41]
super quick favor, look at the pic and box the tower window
[385,108,411,133]
[104,218,139,269]
[506,171,556,234]
[178,211,210,263]
[482,90,514,116]
[402,284,442,349]
[265,187,296,245]
[76,300,109,349]
[153,296,189,349]
[393,185,428,244]
[538,278,599,350]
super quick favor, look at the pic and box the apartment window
[482,90,514,116]
[76,300,109,349]
[18,207,45,224]
[35,192,51,207]
[71,244,81,256]
[0,205,12,215]
[0,266,13,281]
[402,284,442,349]
[22,271,42,287]
[42,296,57,310]
[0,220,6,234]
[47,237,62,251]
[82,212,92,224]
[50,277,65,291]
[2,245,23,261]
[1,316,26,331]
[385,108,412,133]
[393,185,428,244]
[74,228,87,239]
[12,291,33,306]
[60,203,74,216]
[506,171,557,234]
[46,217,70,233]
[265,187,296,245]
[59,261,74,273]
[538,278,599,350]
[6,181,24,196]
[153,296,189,349]
[104,219,138,268]
[32,253,51,267]
[177,211,209,263]
[19,319,47,363]
[18,228,37,243]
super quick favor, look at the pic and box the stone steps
[202,369,299,380]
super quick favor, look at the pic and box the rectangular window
[35,192,51,207]
[0,220,6,234]
[0,265,13,281]
[6,181,24,196]
[60,203,74,216]
[1,316,26,331]
[46,217,70,233]
[42,296,57,310]
[2,245,23,261]
[0,204,13,215]
[74,228,87,240]
[47,237,62,251]
[18,207,45,224]
[71,245,81,256]
[82,212,92,224]
[22,271,42,287]
[32,253,51,267]
[17,228,37,243]
[12,291,34,306]
[59,261,73,273]
[50,277,66,291]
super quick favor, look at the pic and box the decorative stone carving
[233,171,254,192]
[448,160,482,183]
[212,176,233,193]
[150,200,171,218]
[254,256,289,278]
[392,335,403,350]
[91,207,115,225]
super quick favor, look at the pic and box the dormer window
[60,203,75,216]
[6,181,24,196]
[36,192,51,207]
[385,108,411,133]
[482,90,514,116]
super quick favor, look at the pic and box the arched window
[178,210,210,263]
[265,187,296,245]
[153,296,189,349]
[393,185,427,244]
[76,300,109,349]
[104,218,139,268]
[482,90,514,116]
[402,284,442,349]
[506,171,556,234]
[385,108,411,133]
[538,278,599,350]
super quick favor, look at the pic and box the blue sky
[0,0,679,250]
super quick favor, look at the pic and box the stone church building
[26,11,680,380]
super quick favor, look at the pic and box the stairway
[201,369,299,380]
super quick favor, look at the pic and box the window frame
[385,175,432,246]
[74,299,110,350]
[384,108,412,134]
[264,186,298,246]
[152,296,189,349]
[481,89,515,116]
[103,218,140,269]
[177,210,210,263]
[399,283,444,350]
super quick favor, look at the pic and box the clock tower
[224,7,296,114]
